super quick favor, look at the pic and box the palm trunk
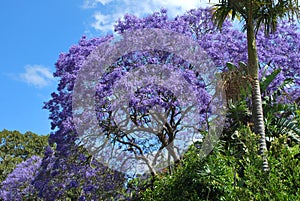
[246,0,269,172]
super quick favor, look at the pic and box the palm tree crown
[213,0,299,34]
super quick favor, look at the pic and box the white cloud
[91,12,116,31]
[83,0,218,33]
[98,0,114,5]
[82,0,113,8]
[20,65,55,88]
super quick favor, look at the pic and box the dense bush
[140,127,300,201]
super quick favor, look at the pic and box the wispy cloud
[83,0,216,33]
[91,12,116,31]
[82,0,114,8]
[20,65,55,88]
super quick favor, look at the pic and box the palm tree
[209,0,299,171]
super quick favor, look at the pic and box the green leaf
[226,62,238,71]
[260,69,281,93]
[238,61,247,69]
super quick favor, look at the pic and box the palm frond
[253,0,300,34]
[211,0,247,29]
[211,0,300,35]
[271,117,300,142]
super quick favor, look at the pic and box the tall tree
[209,0,300,171]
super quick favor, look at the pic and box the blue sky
[0,0,214,135]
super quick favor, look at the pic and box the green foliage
[223,63,300,144]
[260,68,281,93]
[141,144,235,201]
[139,125,300,200]
[235,135,300,200]
[0,129,48,183]
[262,78,300,143]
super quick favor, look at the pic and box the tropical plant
[263,78,300,144]
[210,0,300,171]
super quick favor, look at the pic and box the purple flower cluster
[114,8,299,102]
[0,155,41,201]
[256,21,300,101]
[44,35,113,154]
[32,146,125,200]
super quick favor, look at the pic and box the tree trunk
[246,0,269,172]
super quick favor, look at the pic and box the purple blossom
[0,155,42,201]
[32,146,125,200]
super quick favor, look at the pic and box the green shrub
[140,127,300,201]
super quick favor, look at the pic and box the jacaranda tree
[1,7,299,200]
